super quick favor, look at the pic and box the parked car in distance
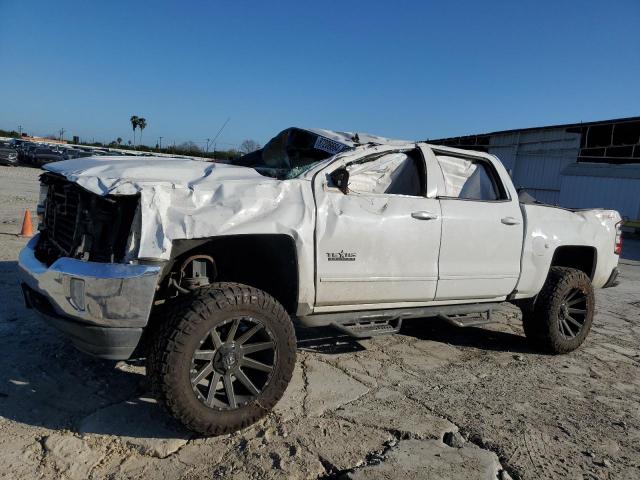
[60,149,89,160]
[0,144,19,166]
[33,147,63,166]
[9,138,29,149]
[20,143,39,164]
[5,140,123,165]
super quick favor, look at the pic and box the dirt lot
[0,164,639,480]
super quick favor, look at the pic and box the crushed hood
[43,154,314,266]
[43,156,269,196]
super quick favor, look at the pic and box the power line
[211,117,231,156]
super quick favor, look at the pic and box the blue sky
[0,1,638,148]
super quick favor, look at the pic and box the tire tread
[522,267,594,354]
[146,282,296,435]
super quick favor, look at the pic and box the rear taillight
[614,221,623,255]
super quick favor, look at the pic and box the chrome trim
[19,234,160,328]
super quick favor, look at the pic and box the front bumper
[18,235,161,359]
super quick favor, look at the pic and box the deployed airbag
[347,153,420,196]
[437,155,497,200]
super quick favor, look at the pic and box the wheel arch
[512,245,597,307]
[161,234,300,315]
[550,245,597,280]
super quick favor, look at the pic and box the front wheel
[147,283,296,435]
[522,267,595,354]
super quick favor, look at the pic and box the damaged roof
[304,128,413,149]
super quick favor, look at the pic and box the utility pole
[18,125,22,135]
[159,136,163,149]
[59,128,65,141]
[210,117,230,160]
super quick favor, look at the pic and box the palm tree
[130,115,139,147]
[116,137,122,146]
[137,118,147,147]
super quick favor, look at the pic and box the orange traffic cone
[19,209,34,237]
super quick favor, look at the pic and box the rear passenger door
[426,148,524,300]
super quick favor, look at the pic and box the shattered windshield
[233,128,350,179]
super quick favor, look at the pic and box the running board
[297,302,500,329]
[332,317,402,338]
[437,311,492,328]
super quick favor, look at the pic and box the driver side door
[313,148,442,309]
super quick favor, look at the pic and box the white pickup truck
[18,127,622,435]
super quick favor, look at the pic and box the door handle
[501,216,521,225]
[412,211,439,220]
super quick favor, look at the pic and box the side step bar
[332,317,403,338]
[297,302,500,338]
[437,312,492,328]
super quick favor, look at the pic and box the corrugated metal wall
[432,121,640,220]
[487,128,581,205]
[559,175,640,220]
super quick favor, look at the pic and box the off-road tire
[522,267,595,353]
[147,282,296,435]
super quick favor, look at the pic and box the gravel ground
[0,164,638,479]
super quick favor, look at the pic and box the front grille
[35,173,139,265]
[43,183,81,256]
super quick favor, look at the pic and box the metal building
[429,116,640,222]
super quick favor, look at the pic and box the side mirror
[330,168,349,194]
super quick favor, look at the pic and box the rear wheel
[522,267,594,353]
[147,283,296,435]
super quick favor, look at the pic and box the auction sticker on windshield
[314,136,346,155]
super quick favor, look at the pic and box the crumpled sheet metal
[306,128,412,148]
[44,156,266,196]
[44,157,316,271]
[135,179,315,260]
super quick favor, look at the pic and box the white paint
[513,205,621,297]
